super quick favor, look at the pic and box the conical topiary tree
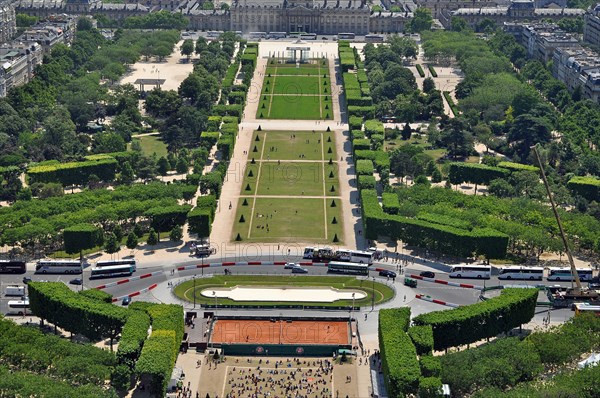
[245,183,251,191]
[327,147,332,154]
[258,125,262,131]
[259,113,264,118]
[330,185,335,192]
[333,233,339,243]
[253,145,258,152]
[325,104,329,110]
[329,170,334,178]
[248,169,254,177]
[251,158,256,164]
[255,135,260,141]
[239,215,245,222]
[332,217,337,224]
[327,135,331,140]
[242,198,248,206]
[331,199,336,207]
[262,103,266,109]
[235,233,242,241]
[328,158,333,165]
[325,113,330,118]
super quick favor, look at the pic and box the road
[0,256,577,327]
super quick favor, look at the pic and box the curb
[112,283,158,302]
[95,270,163,290]
[409,274,483,290]
[415,294,460,308]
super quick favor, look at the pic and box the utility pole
[371,277,375,310]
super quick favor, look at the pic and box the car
[284,262,297,269]
[379,270,396,278]
[122,296,132,306]
[22,277,32,284]
[291,267,308,274]
[69,278,83,285]
[420,271,435,278]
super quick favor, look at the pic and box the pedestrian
[403,295,406,302]
[364,313,367,321]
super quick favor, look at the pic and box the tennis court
[211,319,350,345]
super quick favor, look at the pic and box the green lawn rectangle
[254,161,326,196]
[258,95,332,120]
[250,130,337,161]
[130,134,167,158]
[262,76,321,95]
[265,60,329,76]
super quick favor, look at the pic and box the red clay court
[211,319,350,345]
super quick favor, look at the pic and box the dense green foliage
[379,308,421,396]
[116,310,151,368]
[408,325,434,355]
[413,288,538,351]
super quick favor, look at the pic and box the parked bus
[95,259,137,272]
[35,259,82,274]
[303,247,336,261]
[448,265,491,279]
[327,261,369,275]
[364,34,384,43]
[7,299,29,315]
[206,31,221,38]
[337,33,356,40]
[249,31,267,39]
[336,249,374,265]
[574,303,600,316]
[5,285,25,296]
[498,266,544,280]
[268,31,287,39]
[300,33,317,40]
[0,260,26,274]
[90,263,136,279]
[547,267,594,282]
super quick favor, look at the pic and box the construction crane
[532,145,598,300]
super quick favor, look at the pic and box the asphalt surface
[0,255,577,325]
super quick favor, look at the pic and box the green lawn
[262,76,329,95]
[130,134,168,158]
[234,130,343,244]
[250,130,337,161]
[173,275,394,307]
[265,59,329,76]
[258,95,332,120]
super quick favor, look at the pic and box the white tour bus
[95,259,137,272]
[327,261,369,275]
[337,33,356,40]
[35,259,82,274]
[249,31,267,39]
[336,249,374,265]
[300,33,317,40]
[449,265,491,279]
[268,31,287,39]
[364,34,384,43]
[90,263,137,279]
[7,299,29,315]
[498,266,544,280]
[206,31,221,38]
[547,267,594,282]
[5,285,25,296]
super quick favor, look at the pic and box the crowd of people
[224,359,335,398]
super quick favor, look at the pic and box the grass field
[130,134,168,158]
[233,130,343,243]
[173,275,394,307]
[258,58,332,120]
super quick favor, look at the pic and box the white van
[5,285,25,296]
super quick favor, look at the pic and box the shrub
[356,159,375,176]
[408,325,434,356]
[419,377,443,398]
[358,175,376,190]
[567,176,600,202]
[416,64,425,77]
[382,192,400,214]
[420,355,441,378]
[117,310,151,368]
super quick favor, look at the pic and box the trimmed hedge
[28,158,117,186]
[348,105,375,119]
[428,65,438,77]
[448,162,510,186]
[116,310,151,368]
[200,131,220,147]
[354,150,390,172]
[351,130,365,140]
[497,161,539,173]
[78,289,113,303]
[364,119,384,137]
[212,104,243,117]
[413,288,538,351]
[408,325,434,356]
[358,174,376,190]
[416,212,471,230]
[135,330,177,396]
[419,377,443,398]
[360,189,508,258]
[349,115,363,131]
[567,176,600,202]
[379,308,420,397]
[356,159,375,176]
[416,64,425,77]
[352,138,371,152]
[187,207,212,238]
[382,192,400,214]
[420,355,441,378]
[147,304,184,346]
[206,116,222,131]
[443,91,459,116]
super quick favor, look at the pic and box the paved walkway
[209,47,364,250]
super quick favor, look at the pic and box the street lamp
[193,275,196,309]
[371,277,375,311]
[350,293,355,321]
[213,290,217,319]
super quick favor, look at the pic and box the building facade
[584,4,600,47]
[0,0,17,44]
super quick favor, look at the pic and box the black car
[22,277,32,284]
[69,278,83,285]
[379,270,396,278]
[122,296,132,306]
[420,271,435,278]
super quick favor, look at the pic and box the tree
[409,8,433,33]
[180,39,194,60]
[441,118,474,159]
[169,225,183,242]
[473,123,493,153]
[64,224,104,260]
[402,123,412,140]
[119,161,135,185]
[104,232,120,255]
[422,77,436,94]
[507,114,552,162]
[451,16,468,32]
[93,132,126,154]
[175,157,189,174]
[157,156,169,176]
[126,232,138,250]
[147,228,158,246]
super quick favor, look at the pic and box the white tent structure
[578,353,600,369]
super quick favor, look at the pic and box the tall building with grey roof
[0,0,16,44]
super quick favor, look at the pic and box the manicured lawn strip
[326,199,344,243]
[232,197,254,240]
[130,134,168,158]
[267,95,324,119]
[251,130,336,161]
[254,161,327,196]
[245,198,326,241]
[173,275,395,307]
[263,76,322,95]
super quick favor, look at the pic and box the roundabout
[174,275,394,308]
